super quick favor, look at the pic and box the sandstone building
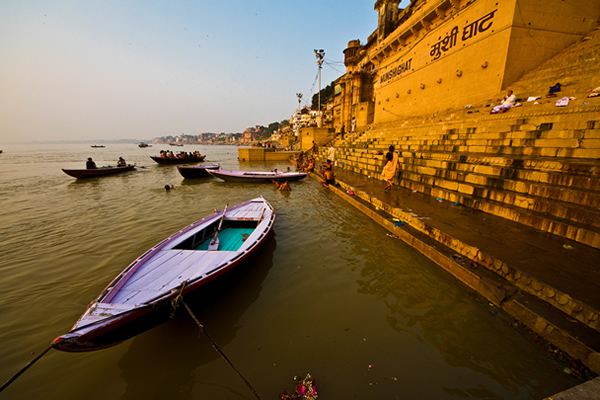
[334,0,600,131]
[309,0,600,374]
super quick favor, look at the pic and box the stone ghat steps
[402,153,600,210]
[337,147,600,210]
[349,105,600,159]
[321,171,600,374]
[332,146,600,249]
[324,108,600,249]
[509,29,600,98]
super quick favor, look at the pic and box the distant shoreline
[1,140,146,145]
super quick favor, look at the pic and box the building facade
[334,0,600,132]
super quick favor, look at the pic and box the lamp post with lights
[314,49,325,122]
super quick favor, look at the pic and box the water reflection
[118,234,276,400]
[0,144,584,399]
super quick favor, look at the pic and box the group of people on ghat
[295,152,315,173]
[292,139,404,192]
[86,157,127,169]
[158,150,202,159]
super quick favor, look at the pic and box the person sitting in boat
[117,157,126,167]
[86,157,97,169]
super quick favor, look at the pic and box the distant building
[240,126,263,144]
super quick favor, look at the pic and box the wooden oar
[257,208,266,225]
[208,203,228,251]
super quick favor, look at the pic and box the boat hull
[62,164,136,178]
[207,169,309,183]
[52,197,275,352]
[150,155,206,165]
[177,164,220,178]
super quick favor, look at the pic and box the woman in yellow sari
[381,147,398,190]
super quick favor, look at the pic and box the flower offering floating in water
[280,373,318,400]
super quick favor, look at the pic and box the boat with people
[90,145,105,148]
[177,163,221,178]
[138,142,152,148]
[150,154,206,164]
[61,164,136,179]
[207,169,309,183]
[51,196,275,352]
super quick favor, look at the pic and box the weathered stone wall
[339,0,600,125]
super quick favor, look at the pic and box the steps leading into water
[326,108,600,250]
[308,25,600,372]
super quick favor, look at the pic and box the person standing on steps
[381,145,399,191]
[327,145,336,167]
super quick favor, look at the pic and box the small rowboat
[62,164,136,179]
[207,169,309,183]
[150,155,206,165]
[90,145,105,148]
[177,164,221,178]
[51,197,275,352]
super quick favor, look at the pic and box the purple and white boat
[52,196,275,352]
[177,163,221,179]
[207,169,309,183]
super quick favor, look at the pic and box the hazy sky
[0,1,409,142]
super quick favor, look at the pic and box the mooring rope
[170,281,187,319]
[181,300,261,400]
[0,345,53,393]
[2,283,260,398]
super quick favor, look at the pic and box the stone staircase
[507,27,600,101]
[310,27,600,375]
[318,30,600,250]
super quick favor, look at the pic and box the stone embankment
[306,28,600,396]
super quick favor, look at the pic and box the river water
[0,143,583,399]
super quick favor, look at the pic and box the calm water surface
[0,144,582,399]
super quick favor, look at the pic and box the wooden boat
[62,164,136,179]
[150,155,206,165]
[169,143,184,146]
[51,197,275,352]
[207,169,309,183]
[138,142,152,148]
[177,163,220,178]
[90,145,105,148]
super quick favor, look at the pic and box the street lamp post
[314,49,325,120]
[296,92,303,113]
[295,93,303,137]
